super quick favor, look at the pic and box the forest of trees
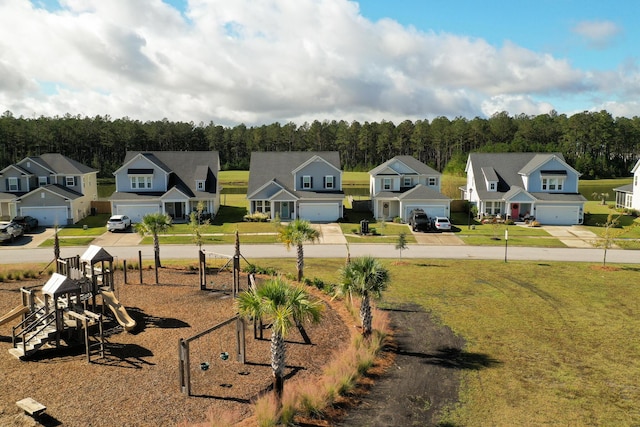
[1,109,639,179]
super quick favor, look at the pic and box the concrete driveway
[542,226,599,248]
[410,225,464,245]
[91,229,142,247]
[312,223,347,244]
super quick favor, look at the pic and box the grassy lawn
[236,257,640,426]
[57,214,110,236]
[39,237,96,247]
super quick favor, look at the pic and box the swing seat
[220,352,229,361]
[200,362,210,371]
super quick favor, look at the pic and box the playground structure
[2,245,136,362]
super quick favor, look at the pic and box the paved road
[0,241,637,265]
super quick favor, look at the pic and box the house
[613,159,639,210]
[463,153,586,225]
[247,151,344,222]
[369,155,451,221]
[109,151,220,223]
[0,153,98,226]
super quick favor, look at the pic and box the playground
[0,260,352,426]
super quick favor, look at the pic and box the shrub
[393,216,402,223]
[529,220,541,227]
[243,212,270,222]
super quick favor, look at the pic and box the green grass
[235,257,640,426]
[39,237,95,247]
[579,177,631,200]
[339,220,418,244]
[57,213,110,236]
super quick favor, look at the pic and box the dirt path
[336,304,465,427]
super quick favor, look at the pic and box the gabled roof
[614,183,633,193]
[23,153,97,175]
[16,184,82,201]
[369,155,440,176]
[248,151,341,197]
[80,245,114,264]
[468,152,578,200]
[0,164,33,176]
[42,273,82,297]
[118,151,220,196]
[397,184,451,201]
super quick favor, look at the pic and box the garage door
[298,203,340,222]
[404,205,447,220]
[21,206,67,226]
[536,206,579,225]
[115,205,160,223]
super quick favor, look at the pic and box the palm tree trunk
[296,243,304,282]
[271,331,286,404]
[153,233,162,268]
[360,293,372,337]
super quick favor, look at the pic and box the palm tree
[277,219,320,281]
[337,256,390,337]
[135,212,173,268]
[236,277,323,405]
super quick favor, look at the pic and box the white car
[432,216,452,232]
[107,215,132,232]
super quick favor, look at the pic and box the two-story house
[247,152,344,222]
[109,151,220,223]
[464,153,586,225]
[369,155,451,221]
[0,153,98,225]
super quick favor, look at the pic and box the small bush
[0,274,5,282]
[529,220,541,227]
[393,216,402,223]
[243,212,270,222]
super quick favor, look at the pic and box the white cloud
[0,0,636,124]
[572,20,623,50]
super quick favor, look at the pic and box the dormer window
[324,176,334,189]
[403,177,412,187]
[428,177,438,186]
[196,180,205,191]
[302,175,312,189]
[8,177,18,191]
[489,182,496,191]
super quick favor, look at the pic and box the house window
[403,177,412,187]
[489,182,496,191]
[196,181,205,191]
[325,176,334,189]
[8,177,18,191]
[255,201,271,213]
[66,176,75,187]
[130,175,153,189]
[485,201,501,215]
[542,178,564,191]
[428,177,437,186]
[302,175,312,189]
[39,176,48,186]
[383,178,392,190]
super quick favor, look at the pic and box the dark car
[0,221,24,243]
[12,216,39,232]
[408,209,431,232]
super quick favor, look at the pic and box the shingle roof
[248,151,341,197]
[369,155,440,176]
[35,153,97,174]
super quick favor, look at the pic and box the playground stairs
[9,321,57,359]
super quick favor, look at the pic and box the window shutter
[333,175,335,188]
[74,176,78,186]
[323,176,326,187]
[18,180,21,191]
[5,179,7,190]
[310,177,313,187]
[300,176,303,188]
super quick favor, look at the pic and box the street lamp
[504,228,509,263]
[467,188,473,230]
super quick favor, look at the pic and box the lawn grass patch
[39,237,96,247]
[57,213,110,236]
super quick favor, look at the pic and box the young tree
[594,212,626,266]
[236,277,323,406]
[395,232,408,259]
[337,256,390,337]
[277,219,320,281]
[189,201,210,250]
[592,192,610,205]
[135,212,173,268]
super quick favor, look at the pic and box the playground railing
[12,310,56,356]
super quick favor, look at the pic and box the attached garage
[20,206,68,226]
[535,206,580,225]
[404,205,447,220]
[298,203,340,222]
[115,204,160,223]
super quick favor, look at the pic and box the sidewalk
[541,226,599,248]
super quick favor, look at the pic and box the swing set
[178,315,246,396]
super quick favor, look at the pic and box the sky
[0,0,638,126]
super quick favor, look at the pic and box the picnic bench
[16,397,46,417]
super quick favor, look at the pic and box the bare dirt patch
[0,268,351,427]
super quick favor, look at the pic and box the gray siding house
[464,153,586,225]
[110,151,220,223]
[247,152,344,222]
[0,154,98,225]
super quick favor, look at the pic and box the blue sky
[0,0,637,125]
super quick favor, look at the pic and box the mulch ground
[0,267,352,427]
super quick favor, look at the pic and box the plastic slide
[0,305,29,327]
[101,291,137,332]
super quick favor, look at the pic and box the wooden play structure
[3,245,136,362]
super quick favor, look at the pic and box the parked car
[408,209,431,232]
[12,215,39,232]
[432,216,452,232]
[0,221,24,243]
[107,215,132,232]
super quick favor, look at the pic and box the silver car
[432,216,452,232]
[0,221,24,243]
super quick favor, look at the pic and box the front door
[511,204,519,220]
[280,202,290,219]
